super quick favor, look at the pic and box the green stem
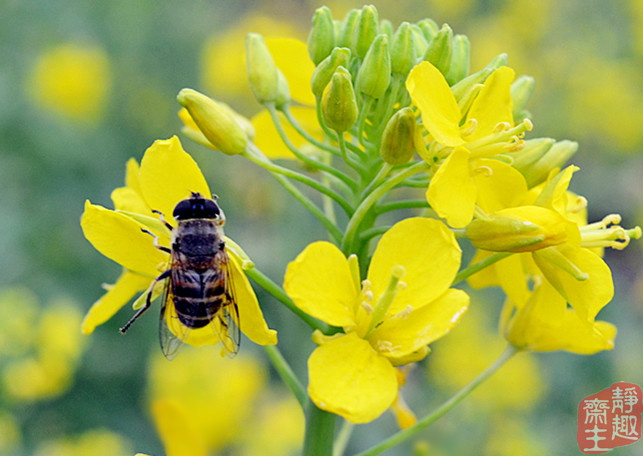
[245,267,331,334]
[303,401,336,456]
[333,420,355,456]
[341,161,430,255]
[453,252,512,285]
[263,345,307,409]
[354,345,520,456]
[358,225,391,243]
[281,105,341,156]
[338,132,366,173]
[266,104,357,190]
[374,199,430,215]
[243,145,354,218]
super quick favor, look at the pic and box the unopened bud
[246,33,279,104]
[511,75,535,119]
[380,107,416,165]
[524,140,578,187]
[355,34,391,99]
[308,6,335,65]
[354,5,379,59]
[311,47,351,99]
[423,23,453,77]
[391,22,415,76]
[177,88,248,156]
[451,53,508,101]
[274,69,291,109]
[511,137,555,174]
[466,206,574,252]
[417,18,439,41]
[321,66,358,132]
[338,9,360,49]
[409,24,429,58]
[380,19,393,37]
[445,34,470,85]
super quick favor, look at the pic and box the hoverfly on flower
[120,192,240,359]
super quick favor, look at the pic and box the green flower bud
[445,34,470,85]
[246,33,279,104]
[511,137,555,174]
[423,23,453,77]
[176,88,247,156]
[451,53,508,100]
[311,47,351,99]
[380,107,416,165]
[511,75,535,119]
[417,18,439,41]
[380,19,393,37]
[274,69,291,109]
[523,140,578,187]
[355,34,391,99]
[391,22,415,76]
[321,66,358,132]
[354,5,379,59]
[338,9,360,49]
[308,6,335,65]
[409,24,429,58]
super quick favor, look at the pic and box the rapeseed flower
[284,218,469,422]
[80,136,276,350]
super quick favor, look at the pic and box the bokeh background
[1,0,642,455]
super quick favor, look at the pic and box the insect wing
[158,281,190,360]
[212,254,241,357]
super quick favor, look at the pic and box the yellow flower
[284,218,469,423]
[501,279,616,354]
[406,61,531,227]
[148,348,267,456]
[80,136,277,350]
[34,429,132,456]
[28,43,111,122]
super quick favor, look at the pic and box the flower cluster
[81,4,640,455]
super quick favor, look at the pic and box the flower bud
[321,66,358,132]
[338,9,360,49]
[390,22,415,76]
[274,69,291,109]
[409,24,429,57]
[511,137,555,174]
[380,19,393,37]
[466,206,574,252]
[451,53,508,100]
[445,34,470,85]
[523,140,578,187]
[308,6,335,65]
[354,5,379,59]
[245,33,279,104]
[511,75,535,119]
[311,47,351,99]
[423,23,453,77]
[417,18,439,41]
[177,88,248,155]
[355,34,391,99]
[380,107,416,165]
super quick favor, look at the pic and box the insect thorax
[172,219,225,265]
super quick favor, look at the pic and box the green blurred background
[1,0,642,455]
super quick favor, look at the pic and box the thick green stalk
[354,345,520,456]
[303,401,336,456]
[263,345,307,408]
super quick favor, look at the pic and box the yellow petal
[151,398,208,456]
[125,157,143,195]
[284,242,357,327]
[427,147,476,228]
[81,270,152,334]
[495,254,531,308]
[370,288,469,360]
[474,159,527,214]
[266,37,316,106]
[110,186,150,214]
[467,249,500,289]
[251,106,321,159]
[228,251,277,346]
[138,136,211,220]
[81,201,168,276]
[533,244,613,321]
[466,66,515,141]
[368,218,461,315]
[406,61,464,147]
[308,332,398,423]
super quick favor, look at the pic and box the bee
[119,192,240,359]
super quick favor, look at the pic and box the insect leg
[119,269,171,333]
[141,228,171,254]
[152,209,174,231]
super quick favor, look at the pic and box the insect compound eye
[173,194,222,220]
